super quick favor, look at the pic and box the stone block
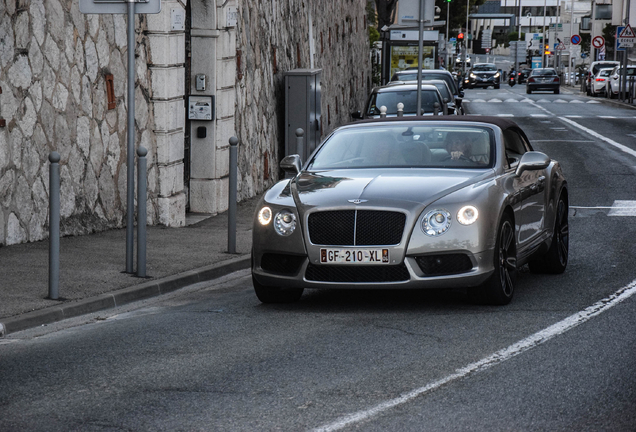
[157,162,184,197]
[190,37,217,94]
[155,130,184,165]
[215,147,230,179]
[215,117,235,150]
[149,66,185,100]
[153,99,185,132]
[215,88,235,120]
[216,58,236,89]
[146,1,184,33]
[148,33,185,66]
[157,192,186,227]
[216,30,236,60]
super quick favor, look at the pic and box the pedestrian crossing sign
[619,24,635,39]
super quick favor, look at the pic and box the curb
[0,255,251,337]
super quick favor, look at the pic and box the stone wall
[0,0,164,245]
[0,0,371,246]
[234,0,370,199]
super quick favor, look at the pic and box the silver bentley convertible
[251,117,569,305]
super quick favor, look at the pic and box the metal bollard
[397,103,404,117]
[434,102,440,116]
[228,137,239,254]
[48,152,60,300]
[380,106,387,118]
[136,146,147,277]
[296,128,304,161]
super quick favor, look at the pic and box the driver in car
[446,138,472,160]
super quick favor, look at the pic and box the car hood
[291,169,491,215]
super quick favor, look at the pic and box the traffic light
[446,0,451,3]
[458,33,464,40]
[544,44,550,55]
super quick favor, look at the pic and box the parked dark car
[464,63,501,89]
[351,83,447,119]
[526,68,560,94]
[390,69,464,114]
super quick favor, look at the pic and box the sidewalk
[0,196,260,337]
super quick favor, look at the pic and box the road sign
[79,0,161,14]
[592,35,605,49]
[618,24,635,47]
[556,42,566,50]
[571,34,581,45]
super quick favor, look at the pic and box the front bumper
[252,249,495,290]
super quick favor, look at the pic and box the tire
[554,88,560,94]
[529,194,569,274]
[526,87,531,94]
[494,84,500,89]
[470,215,517,305]
[252,274,304,303]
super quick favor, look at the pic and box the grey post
[380,106,387,118]
[137,146,147,277]
[49,152,60,300]
[228,137,239,254]
[125,0,136,273]
[397,102,404,117]
[296,128,304,161]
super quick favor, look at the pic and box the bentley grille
[308,210,406,246]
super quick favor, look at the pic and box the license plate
[320,248,389,264]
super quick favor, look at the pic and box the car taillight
[528,77,535,83]
[554,76,560,83]
[595,78,605,81]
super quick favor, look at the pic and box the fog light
[258,207,272,225]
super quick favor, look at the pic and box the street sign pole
[126,0,136,273]
[80,0,161,273]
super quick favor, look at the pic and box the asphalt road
[1,87,635,431]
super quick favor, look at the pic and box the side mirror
[515,151,550,176]
[351,111,363,120]
[280,154,302,175]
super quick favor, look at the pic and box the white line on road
[559,117,636,159]
[312,278,636,432]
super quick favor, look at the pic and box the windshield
[366,89,441,116]
[307,125,494,170]
[472,64,497,72]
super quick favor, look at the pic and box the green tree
[603,24,617,58]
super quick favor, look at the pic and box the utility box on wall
[284,69,322,161]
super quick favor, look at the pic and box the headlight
[258,207,272,225]
[422,209,451,236]
[274,210,297,236]
[457,205,479,225]
[470,73,476,78]
[494,72,500,78]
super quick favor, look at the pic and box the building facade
[0,0,370,246]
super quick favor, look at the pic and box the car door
[503,129,547,247]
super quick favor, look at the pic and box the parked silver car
[251,117,569,305]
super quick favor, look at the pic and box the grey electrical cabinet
[284,69,322,161]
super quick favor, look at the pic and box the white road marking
[531,114,549,117]
[564,115,582,118]
[312,278,636,432]
[496,114,515,117]
[608,200,636,216]
[599,116,617,119]
[587,100,601,104]
[559,117,636,159]
[569,100,584,103]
